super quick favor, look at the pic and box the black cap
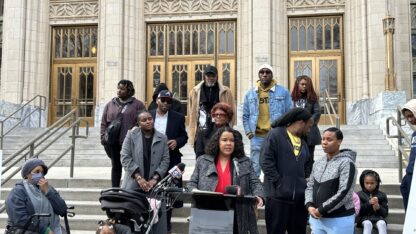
[158,90,173,99]
[204,65,218,76]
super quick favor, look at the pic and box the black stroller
[99,188,153,234]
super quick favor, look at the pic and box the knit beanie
[272,108,312,128]
[402,99,416,117]
[21,158,48,178]
[258,64,274,74]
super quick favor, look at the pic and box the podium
[188,191,256,234]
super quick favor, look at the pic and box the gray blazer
[187,154,264,234]
[120,127,170,191]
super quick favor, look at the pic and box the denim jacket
[242,84,292,136]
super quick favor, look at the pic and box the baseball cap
[204,65,218,76]
[158,90,173,99]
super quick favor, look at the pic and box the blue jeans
[250,136,264,177]
[309,215,355,234]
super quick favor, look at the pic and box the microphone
[155,163,185,188]
[225,185,240,195]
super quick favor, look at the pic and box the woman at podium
[187,126,264,234]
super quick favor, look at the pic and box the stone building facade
[0,0,414,127]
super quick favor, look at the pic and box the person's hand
[167,140,177,150]
[308,207,321,219]
[48,230,54,234]
[148,179,158,188]
[137,178,151,192]
[255,196,264,208]
[38,178,49,194]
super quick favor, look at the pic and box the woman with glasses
[194,102,242,158]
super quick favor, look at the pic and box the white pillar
[0,0,49,103]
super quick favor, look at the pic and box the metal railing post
[397,108,403,182]
[70,112,77,178]
[0,123,3,149]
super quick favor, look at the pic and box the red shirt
[215,159,232,193]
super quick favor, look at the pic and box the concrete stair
[0,125,406,233]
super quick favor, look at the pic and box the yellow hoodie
[255,79,276,137]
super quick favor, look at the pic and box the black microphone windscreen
[225,185,238,195]
[177,163,185,171]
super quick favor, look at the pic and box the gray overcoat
[120,127,170,191]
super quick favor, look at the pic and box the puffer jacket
[187,154,264,234]
[305,149,357,217]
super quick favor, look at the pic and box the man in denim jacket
[242,64,292,177]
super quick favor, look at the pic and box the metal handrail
[385,106,415,182]
[322,89,340,129]
[0,95,47,149]
[0,108,89,213]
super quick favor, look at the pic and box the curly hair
[204,126,245,159]
[291,75,318,102]
[118,79,135,97]
[211,102,234,123]
[323,127,343,140]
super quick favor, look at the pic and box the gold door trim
[50,63,97,126]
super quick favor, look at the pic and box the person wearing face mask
[5,158,67,234]
[187,65,235,147]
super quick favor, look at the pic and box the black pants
[104,144,122,187]
[265,198,307,234]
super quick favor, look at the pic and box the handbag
[104,104,128,145]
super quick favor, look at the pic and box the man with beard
[243,64,292,177]
[149,90,188,233]
[260,108,313,234]
[188,65,235,147]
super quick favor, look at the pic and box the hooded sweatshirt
[402,99,416,175]
[256,79,277,137]
[305,149,357,217]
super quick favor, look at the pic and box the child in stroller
[97,188,163,234]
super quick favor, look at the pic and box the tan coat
[187,81,235,145]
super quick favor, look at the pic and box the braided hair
[359,169,381,192]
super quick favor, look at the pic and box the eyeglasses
[160,98,172,104]
[212,113,227,118]
[259,70,271,74]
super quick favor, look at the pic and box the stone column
[0,0,49,103]
[95,0,144,125]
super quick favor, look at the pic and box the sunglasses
[212,113,227,118]
[159,98,172,104]
[259,70,271,74]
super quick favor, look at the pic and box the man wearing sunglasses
[188,65,235,147]
[242,63,292,177]
[149,90,188,233]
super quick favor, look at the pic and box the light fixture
[91,46,97,55]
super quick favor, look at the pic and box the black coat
[149,110,188,167]
[357,190,389,225]
[260,127,312,201]
[299,100,321,146]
